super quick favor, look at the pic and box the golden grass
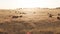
[0,8,60,34]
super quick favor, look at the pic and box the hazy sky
[0,0,60,9]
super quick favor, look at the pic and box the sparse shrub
[56,32,60,34]
[31,31,54,34]
[58,13,60,16]
[22,23,35,30]
[0,32,8,34]
[16,31,26,34]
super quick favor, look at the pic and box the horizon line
[0,7,60,9]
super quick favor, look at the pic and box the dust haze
[0,7,60,34]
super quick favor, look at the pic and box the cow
[48,13,53,18]
[12,15,23,18]
[19,15,22,17]
[57,17,60,20]
[57,13,60,20]
[12,16,19,18]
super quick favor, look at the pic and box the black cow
[19,15,22,17]
[12,15,23,18]
[12,16,19,18]
[57,17,60,20]
[48,13,53,18]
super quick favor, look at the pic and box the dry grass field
[0,8,60,34]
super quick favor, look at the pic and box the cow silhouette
[12,15,23,18]
[48,13,53,18]
[57,17,60,20]
[12,16,19,18]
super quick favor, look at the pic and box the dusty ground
[0,8,60,34]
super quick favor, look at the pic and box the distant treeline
[56,7,60,9]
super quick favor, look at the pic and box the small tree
[56,7,60,9]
